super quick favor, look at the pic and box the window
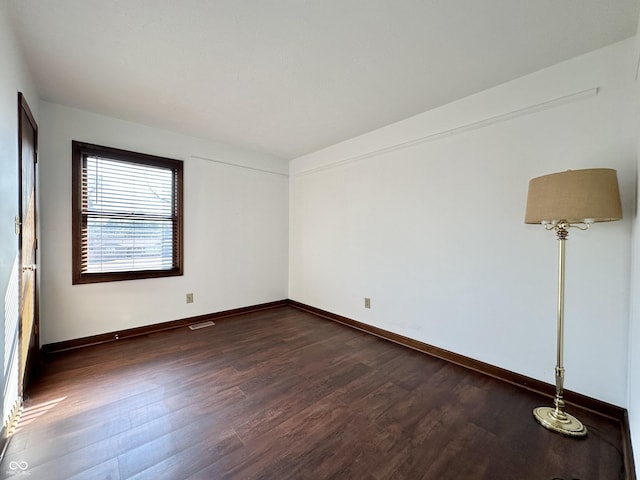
[72,141,183,284]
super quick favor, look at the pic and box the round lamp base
[533,406,587,437]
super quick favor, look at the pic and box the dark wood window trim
[71,141,184,284]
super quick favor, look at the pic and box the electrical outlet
[364,297,371,309]
[186,293,194,304]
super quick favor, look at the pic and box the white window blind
[81,156,178,274]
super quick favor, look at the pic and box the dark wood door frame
[17,92,40,395]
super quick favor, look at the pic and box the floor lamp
[524,168,622,437]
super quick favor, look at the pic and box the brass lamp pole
[533,220,586,436]
[525,168,622,437]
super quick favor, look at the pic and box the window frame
[71,141,184,284]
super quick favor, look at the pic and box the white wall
[0,3,39,425]
[38,102,289,345]
[289,38,637,407]
[627,12,640,475]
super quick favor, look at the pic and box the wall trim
[286,300,626,419]
[292,87,599,178]
[622,410,637,480]
[41,300,288,354]
[190,155,289,177]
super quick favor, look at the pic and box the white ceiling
[6,0,639,160]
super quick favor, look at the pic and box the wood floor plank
[0,306,628,480]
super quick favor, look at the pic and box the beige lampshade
[525,168,622,224]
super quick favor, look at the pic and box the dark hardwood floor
[1,306,627,479]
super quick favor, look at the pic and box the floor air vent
[188,321,215,330]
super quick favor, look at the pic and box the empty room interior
[2,1,640,479]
